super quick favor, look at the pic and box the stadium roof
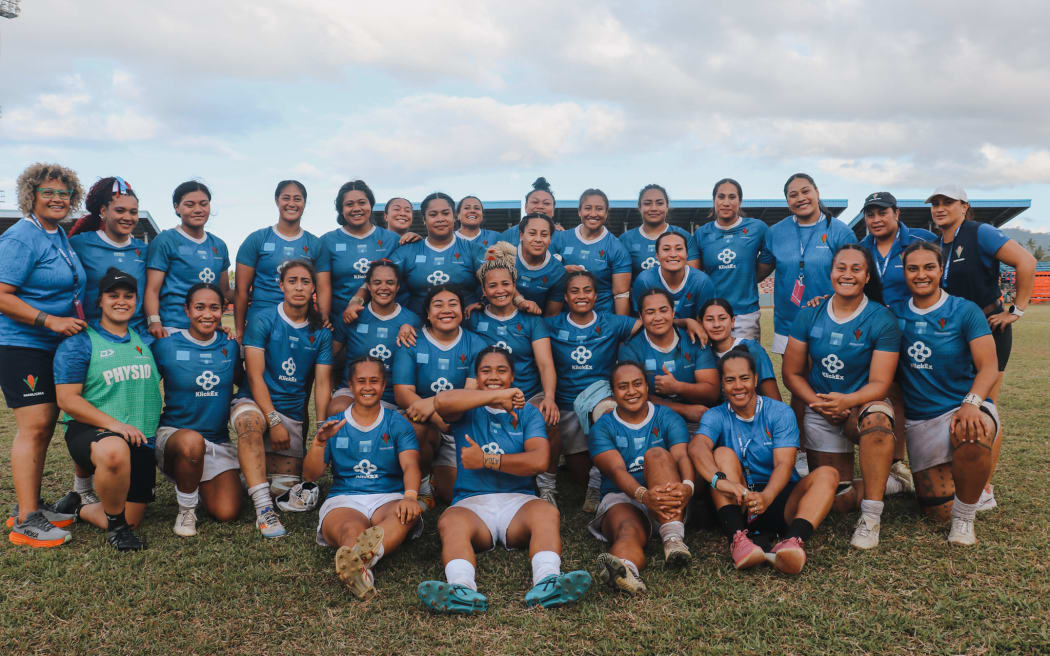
[847,200,1031,239]
[0,209,161,242]
[372,199,850,235]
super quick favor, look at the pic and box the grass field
[1,307,1048,656]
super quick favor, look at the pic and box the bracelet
[34,311,48,328]
[348,296,365,307]
[403,489,418,500]
[711,472,726,489]
[266,410,282,427]
[483,453,501,470]
[148,314,161,325]
[682,479,695,493]
[962,393,983,408]
[634,486,648,502]
[614,291,630,300]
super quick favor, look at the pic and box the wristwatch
[1008,304,1025,318]
[266,411,282,427]
[962,393,983,408]
[710,471,726,489]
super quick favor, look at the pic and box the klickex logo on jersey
[430,377,453,393]
[427,270,450,285]
[353,459,379,479]
[481,442,505,456]
[198,267,216,283]
[907,340,933,370]
[717,248,737,270]
[353,258,370,275]
[369,344,392,361]
[195,370,220,398]
[641,257,658,270]
[570,345,592,370]
[820,353,845,381]
[279,357,297,382]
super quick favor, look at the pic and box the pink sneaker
[730,530,766,570]
[771,537,806,575]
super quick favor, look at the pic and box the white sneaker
[850,514,881,550]
[173,507,198,537]
[977,486,998,512]
[947,516,976,546]
[276,482,320,512]
[538,486,558,510]
[794,451,810,477]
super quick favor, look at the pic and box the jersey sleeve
[549,266,567,302]
[529,314,550,340]
[696,274,716,308]
[833,221,858,248]
[873,307,902,352]
[310,235,330,272]
[758,228,776,264]
[693,343,718,371]
[684,230,700,262]
[976,223,1010,261]
[235,230,262,268]
[0,234,38,287]
[214,236,231,271]
[330,317,348,345]
[242,310,271,349]
[661,408,689,447]
[960,300,993,341]
[788,305,817,342]
[630,275,645,313]
[614,314,637,342]
[145,233,171,272]
[315,328,333,366]
[769,402,800,449]
[749,342,777,382]
[618,338,639,365]
[391,344,414,387]
[522,405,548,441]
[587,417,618,458]
[393,415,420,452]
[696,408,726,446]
[609,239,632,275]
[53,333,92,385]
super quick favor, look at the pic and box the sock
[717,505,747,536]
[444,559,477,591]
[892,458,903,465]
[787,518,814,541]
[835,481,853,496]
[952,496,978,522]
[531,550,561,586]
[622,558,640,579]
[658,520,685,542]
[176,488,200,511]
[367,543,385,569]
[105,509,127,532]
[419,475,433,497]
[885,475,905,496]
[860,499,884,520]
[536,472,556,490]
[587,466,601,490]
[248,483,271,515]
[74,474,93,494]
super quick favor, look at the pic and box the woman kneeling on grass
[416,347,591,614]
[55,268,161,551]
[688,350,838,574]
[305,356,422,599]
[589,361,696,595]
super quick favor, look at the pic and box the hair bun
[532,177,551,192]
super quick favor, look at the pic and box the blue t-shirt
[631,267,715,320]
[389,237,481,316]
[618,329,717,402]
[789,297,900,396]
[497,226,521,246]
[467,309,550,399]
[693,218,768,315]
[53,322,155,385]
[890,293,992,420]
[0,219,87,351]
[545,312,636,409]
[713,338,777,386]
[450,404,547,504]
[391,327,486,398]
[146,227,230,329]
[152,330,239,442]
[588,403,689,496]
[697,397,801,487]
[238,303,333,421]
[319,225,401,312]
[759,216,857,336]
[515,249,567,310]
[332,303,421,405]
[236,226,327,323]
[69,231,148,333]
[619,225,700,279]
[551,227,632,313]
[859,224,936,307]
[324,406,418,497]
[455,228,503,256]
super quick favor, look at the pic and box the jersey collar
[483,307,518,322]
[95,229,132,247]
[342,224,376,239]
[730,395,762,423]
[173,328,218,347]
[715,337,744,359]
[574,224,608,245]
[567,312,597,329]
[367,303,402,321]
[176,226,207,244]
[271,225,304,242]
[644,328,679,354]
[422,326,463,351]
[277,302,309,329]
[826,295,868,324]
[715,217,743,231]
[344,405,385,432]
[907,289,948,315]
[424,237,455,253]
[659,266,690,294]
[517,246,551,271]
[613,402,655,429]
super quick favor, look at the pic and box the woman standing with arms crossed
[0,164,87,547]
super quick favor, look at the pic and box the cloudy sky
[1,0,1048,253]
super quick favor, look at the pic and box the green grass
[2,307,1049,655]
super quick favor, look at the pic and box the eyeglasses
[36,188,73,200]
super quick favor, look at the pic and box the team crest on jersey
[211,246,217,255]
[516,323,523,333]
[221,347,228,358]
[765,426,771,439]
[303,246,309,254]
[686,293,692,300]
[308,334,316,345]
[135,248,141,257]
[854,328,862,340]
[510,415,519,429]
[135,345,142,354]
[652,426,660,437]
[742,228,748,234]
[599,249,605,257]
[454,252,461,260]
[939,318,947,329]
[821,234,827,244]
[377,239,383,247]
[459,353,467,363]
[684,353,692,362]
[382,433,390,444]
[956,246,963,257]
[595,325,602,336]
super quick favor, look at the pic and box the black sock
[717,505,746,537]
[105,510,127,532]
[787,518,814,542]
[750,531,773,552]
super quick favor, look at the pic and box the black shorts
[991,322,1011,372]
[64,421,156,504]
[746,480,798,539]
[0,346,57,408]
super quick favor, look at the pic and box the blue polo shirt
[859,224,936,307]
[697,397,801,488]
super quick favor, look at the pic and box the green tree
[1025,238,1047,261]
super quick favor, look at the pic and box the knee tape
[268,474,301,497]
[858,401,894,428]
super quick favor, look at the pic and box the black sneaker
[106,524,145,552]
[52,491,83,516]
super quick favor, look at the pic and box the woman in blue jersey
[144,181,231,339]
[234,180,330,339]
[589,361,696,595]
[319,180,420,326]
[152,283,242,537]
[619,184,699,279]
[757,173,857,355]
[455,196,501,252]
[782,244,904,550]
[55,268,161,552]
[699,299,781,402]
[692,179,769,340]
[551,188,632,315]
[512,213,568,316]
[394,285,485,507]
[383,197,415,237]
[893,242,1001,546]
[305,356,422,600]
[330,260,421,415]
[497,177,558,246]
[0,163,87,548]
[230,259,333,539]
[417,347,591,614]
[619,288,719,428]
[632,232,715,320]
[688,350,838,574]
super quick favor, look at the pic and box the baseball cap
[925,184,968,204]
[98,267,138,294]
[862,191,897,211]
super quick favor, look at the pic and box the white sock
[445,559,477,591]
[248,483,271,515]
[536,472,556,490]
[623,558,641,579]
[658,520,685,542]
[860,499,884,520]
[952,496,978,522]
[368,543,385,568]
[176,488,200,511]
[531,550,561,586]
[74,474,93,494]
[885,476,905,496]
[419,475,433,497]
[587,466,602,489]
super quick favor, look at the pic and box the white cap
[925,184,968,204]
